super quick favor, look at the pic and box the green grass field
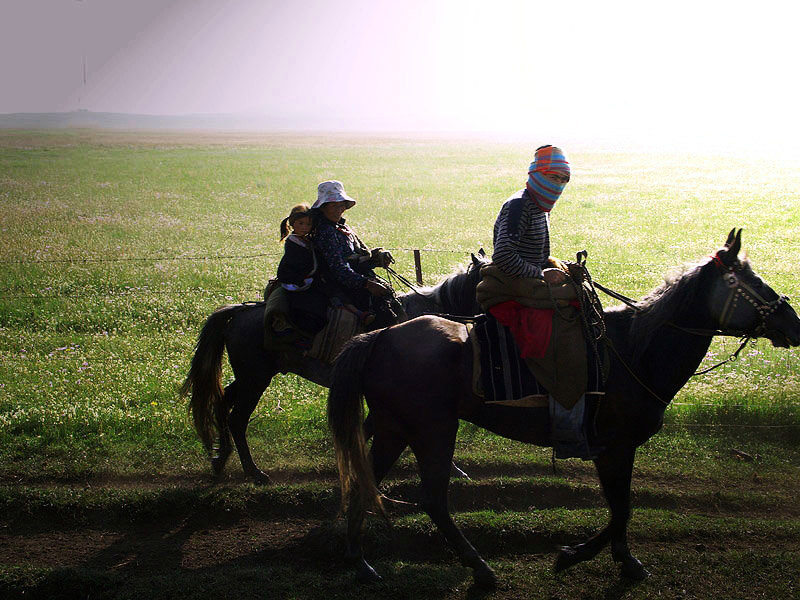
[1,131,799,598]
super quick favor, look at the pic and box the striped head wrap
[526,145,570,212]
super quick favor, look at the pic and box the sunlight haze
[2,0,799,154]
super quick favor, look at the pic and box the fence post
[413,249,423,286]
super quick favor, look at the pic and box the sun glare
[1,0,798,156]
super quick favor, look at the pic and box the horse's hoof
[210,456,229,478]
[248,470,271,485]
[473,564,498,588]
[355,561,382,584]
[619,555,651,581]
[554,545,581,573]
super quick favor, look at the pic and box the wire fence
[5,250,793,270]
[1,247,797,301]
[2,248,799,426]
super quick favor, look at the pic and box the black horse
[327,230,800,586]
[181,252,487,482]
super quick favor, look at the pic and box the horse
[180,251,488,483]
[327,229,800,587]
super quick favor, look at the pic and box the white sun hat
[312,180,356,209]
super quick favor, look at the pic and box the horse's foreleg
[412,430,497,588]
[228,380,270,484]
[555,445,649,579]
[595,445,649,580]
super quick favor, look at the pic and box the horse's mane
[608,259,698,362]
[618,256,753,363]
[416,255,488,315]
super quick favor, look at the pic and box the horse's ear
[472,250,485,266]
[729,228,742,259]
[718,228,743,267]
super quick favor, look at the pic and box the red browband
[711,252,727,270]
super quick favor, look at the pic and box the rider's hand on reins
[366,279,392,296]
[371,247,395,269]
[543,268,568,285]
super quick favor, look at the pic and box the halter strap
[710,253,788,336]
[594,255,789,389]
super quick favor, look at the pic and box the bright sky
[2,0,799,153]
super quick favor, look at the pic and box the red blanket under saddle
[489,299,580,359]
[489,301,554,359]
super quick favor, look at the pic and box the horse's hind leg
[412,427,497,588]
[210,382,235,478]
[346,430,407,583]
[228,377,271,484]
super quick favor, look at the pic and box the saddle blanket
[263,285,360,364]
[307,306,360,364]
[470,314,604,408]
[469,314,548,408]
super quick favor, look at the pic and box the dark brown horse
[181,252,487,482]
[327,230,800,586]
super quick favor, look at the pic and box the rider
[487,145,595,457]
[275,203,329,335]
[311,180,402,328]
[492,145,570,290]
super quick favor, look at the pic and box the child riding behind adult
[276,204,372,337]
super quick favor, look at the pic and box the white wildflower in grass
[1,134,799,469]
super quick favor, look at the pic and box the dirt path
[4,470,798,573]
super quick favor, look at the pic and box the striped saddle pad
[469,314,548,408]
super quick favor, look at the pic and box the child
[276,205,372,336]
[277,204,317,292]
[275,204,327,336]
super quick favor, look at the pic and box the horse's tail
[180,304,239,456]
[327,329,386,519]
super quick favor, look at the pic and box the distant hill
[0,111,291,130]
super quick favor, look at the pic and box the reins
[594,279,756,376]
[384,264,425,297]
[593,254,787,384]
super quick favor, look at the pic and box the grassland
[1,130,799,598]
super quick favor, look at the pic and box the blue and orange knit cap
[526,145,570,212]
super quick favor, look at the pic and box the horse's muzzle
[765,327,800,348]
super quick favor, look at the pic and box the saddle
[262,283,368,364]
[469,313,604,407]
[307,306,361,363]
[472,255,609,459]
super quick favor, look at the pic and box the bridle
[594,253,790,402]
[709,253,789,340]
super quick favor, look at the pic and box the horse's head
[708,229,800,348]
[468,248,490,282]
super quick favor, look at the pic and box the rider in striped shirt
[492,145,570,283]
